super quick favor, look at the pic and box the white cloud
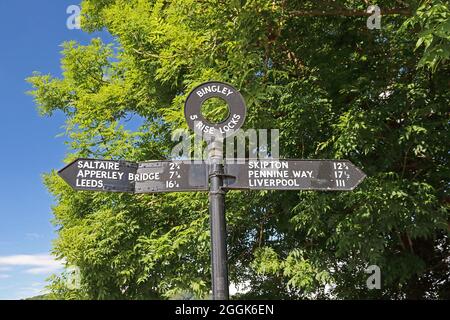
[31,282,44,287]
[25,267,60,275]
[25,233,43,240]
[0,254,63,275]
[0,274,11,279]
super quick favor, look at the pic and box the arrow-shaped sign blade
[223,159,366,191]
[59,158,366,193]
[58,158,137,193]
[58,158,209,194]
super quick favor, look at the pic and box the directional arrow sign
[58,158,209,193]
[134,161,208,193]
[59,158,365,193]
[223,159,366,191]
[58,158,138,193]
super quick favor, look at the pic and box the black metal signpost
[223,159,366,191]
[184,81,249,300]
[184,81,247,138]
[58,81,366,301]
[58,159,137,193]
[58,159,209,193]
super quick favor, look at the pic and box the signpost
[223,159,366,191]
[184,81,246,139]
[59,159,209,193]
[58,158,137,193]
[58,81,367,301]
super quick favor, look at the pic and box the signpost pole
[58,81,367,301]
[208,138,229,300]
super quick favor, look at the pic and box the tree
[28,0,449,299]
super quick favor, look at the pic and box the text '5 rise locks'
[184,82,247,138]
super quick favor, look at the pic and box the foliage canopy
[28,0,449,299]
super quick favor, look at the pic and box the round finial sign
[184,81,246,138]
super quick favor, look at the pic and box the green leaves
[251,247,330,295]
[29,0,450,299]
[251,247,281,275]
[403,0,450,71]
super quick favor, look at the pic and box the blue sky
[0,0,113,299]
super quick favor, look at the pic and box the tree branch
[288,8,412,17]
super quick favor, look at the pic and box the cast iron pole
[208,138,229,300]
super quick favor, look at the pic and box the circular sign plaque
[184,81,246,138]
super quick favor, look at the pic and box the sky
[0,0,114,299]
